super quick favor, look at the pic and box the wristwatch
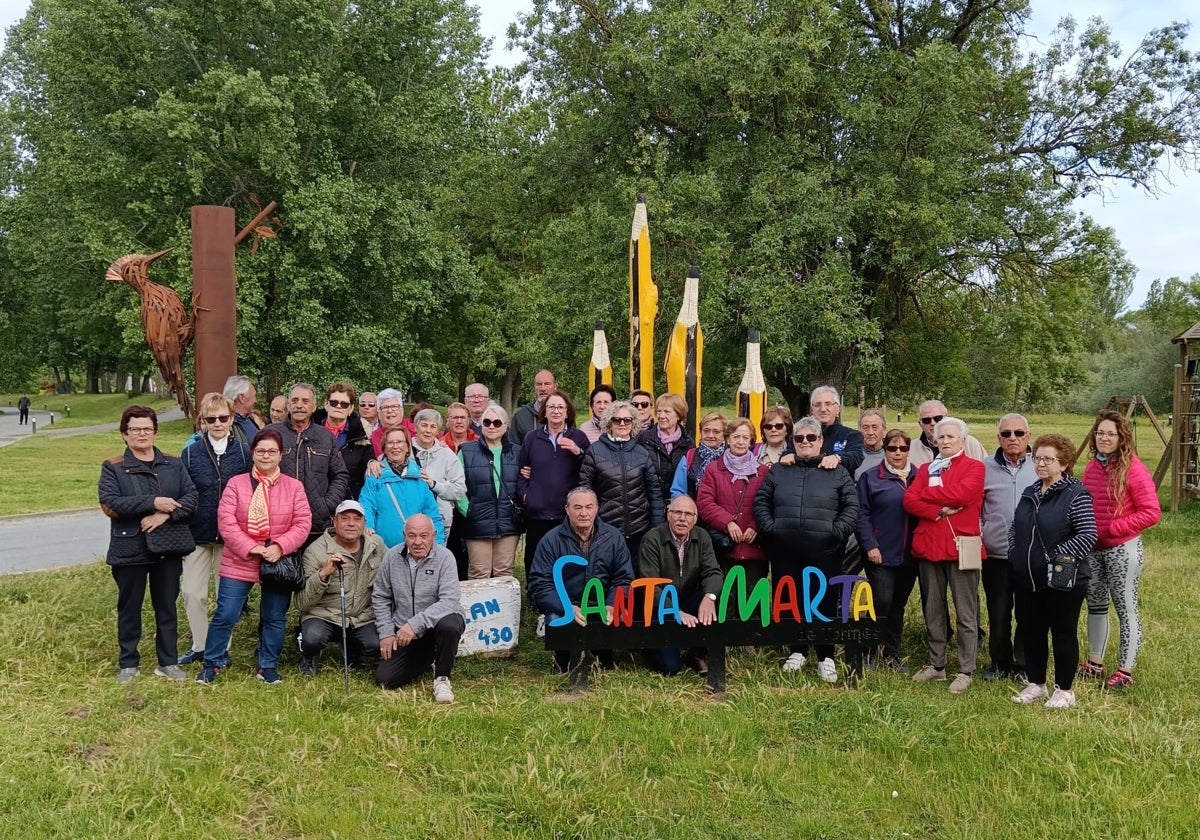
[705,593,717,602]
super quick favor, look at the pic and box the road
[0,509,110,574]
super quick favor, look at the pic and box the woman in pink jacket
[1077,410,1161,689]
[197,429,312,685]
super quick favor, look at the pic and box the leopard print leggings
[1085,537,1144,672]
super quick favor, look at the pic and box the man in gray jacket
[372,513,465,703]
[980,413,1036,681]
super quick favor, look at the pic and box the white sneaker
[816,657,838,684]
[432,676,454,704]
[1012,683,1049,704]
[782,652,807,672]
[536,614,546,639]
[1045,686,1077,709]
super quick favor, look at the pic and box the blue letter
[802,566,831,623]
[549,555,587,627]
[656,584,682,625]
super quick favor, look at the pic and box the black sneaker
[981,667,1004,682]
[256,667,282,685]
[300,656,320,678]
[196,665,220,684]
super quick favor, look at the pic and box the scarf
[928,449,963,477]
[723,448,758,481]
[694,443,725,485]
[247,467,279,541]
[885,461,911,480]
[657,426,682,454]
[1096,452,1111,467]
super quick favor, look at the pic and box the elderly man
[464,383,490,435]
[810,386,865,475]
[268,382,349,542]
[630,389,654,432]
[312,381,373,501]
[268,395,288,424]
[223,375,262,444]
[855,409,887,480]
[372,514,465,702]
[357,391,380,433]
[980,413,1035,681]
[297,500,386,677]
[580,384,615,444]
[910,400,987,466]
[369,388,413,456]
[638,495,723,676]
[508,369,556,445]
[527,487,634,672]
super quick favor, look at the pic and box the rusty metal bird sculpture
[105,249,195,419]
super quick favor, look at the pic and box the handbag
[947,520,982,571]
[1048,554,1079,591]
[708,481,750,555]
[145,519,196,557]
[259,543,305,591]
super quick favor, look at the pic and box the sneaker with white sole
[1045,686,1077,709]
[116,667,139,684]
[816,657,838,684]
[1012,683,1049,704]
[154,665,186,681]
[912,665,947,682]
[782,652,807,672]
[432,676,454,704]
[948,673,972,694]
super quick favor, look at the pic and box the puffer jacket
[181,434,251,544]
[99,448,199,566]
[903,452,985,562]
[359,457,445,548]
[578,435,664,538]
[296,528,387,628]
[265,419,348,535]
[637,426,694,506]
[753,458,859,567]
[1081,456,1161,549]
[216,472,312,583]
[312,409,373,501]
[459,439,524,539]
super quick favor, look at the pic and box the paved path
[0,405,184,448]
[0,509,110,574]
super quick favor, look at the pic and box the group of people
[99,372,1160,707]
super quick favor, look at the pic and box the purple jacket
[855,462,916,568]
[517,426,591,521]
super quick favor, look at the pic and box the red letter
[773,575,802,623]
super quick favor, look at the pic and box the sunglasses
[481,418,505,428]
[763,422,788,431]
[631,401,651,409]
[358,401,375,408]
[611,416,635,425]
[999,429,1027,439]
[793,433,820,443]
[885,444,910,452]
[327,399,351,409]
[203,414,231,424]
[919,414,945,425]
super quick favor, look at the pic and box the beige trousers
[466,536,519,580]
[180,542,222,651]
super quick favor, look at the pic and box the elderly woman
[198,428,312,685]
[902,417,986,694]
[579,400,664,569]
[458,403,524,579]
[360,426,445,548]
[637,393,694,506]
[1009,434,1097,709]
[440,401,478,453]
[755,406,795,465]
[855,428,918,671]
[670,412,729,501]
[1078,410,1162,689]
[99,406,199,683]
[753,416,859,683]
[697,417,769,587]
[177,393,252,665]
[517,389,590,568]
[410,408,467,540]
[312,380,373,500]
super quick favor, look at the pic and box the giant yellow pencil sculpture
[628,194,657,395]
[588,321,614,392]
[664,266,702,441]
[735,330,768,431]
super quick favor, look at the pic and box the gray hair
[859,409,885,426]
[482,403,510,425]
[566,486,598,505]
[601,400,638,433]
[376,387,404,408]
[464,382,489,398]
[997,413,1029,431]
[414,408,443,428]
[289,382,316,400]
[810,385,840,407]
[793,415,823,438]
[222,375,253,402]
[934,416,969,440]
[919,399,948,417]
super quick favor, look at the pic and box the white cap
[335,500,365,517]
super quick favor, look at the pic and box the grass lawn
[0,413,1196,837]
[0,392,178,429]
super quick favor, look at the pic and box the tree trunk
[86,359,100,394]
[499,364,520,415]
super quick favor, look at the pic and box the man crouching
[372,513,465,703]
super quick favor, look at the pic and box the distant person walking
[17,394,30,425]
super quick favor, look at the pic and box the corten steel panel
[191,206,237,401]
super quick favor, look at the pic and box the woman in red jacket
[197,428,312,685]
[1077,410,1161,689]
[697,418,768,587]
[903,417,985,695]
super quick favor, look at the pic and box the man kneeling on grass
[296,500,387,677]
[372,513,465,703]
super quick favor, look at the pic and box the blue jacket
[460,438,524,539]
[526,518,634,619]
[181,434,251,543]
[359,457,445,548]
[855,462,915,568]
[517,426,590,521]
[820,417,866,475]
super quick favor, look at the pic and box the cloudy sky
[3,0,1194,308]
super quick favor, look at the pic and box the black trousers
[111,557,182,669]
[982,558,1025,671]
[448,511,470,581]
[1014,586,1085,690]
[375,613,466,688]
[774,549,841,661]
[863,560,918,661]
[299,617,380,661]
[524,518,563,571]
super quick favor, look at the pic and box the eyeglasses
[380,405,402,413]
[763,422,787,431]
[812,401,838,409]
[125,427,155,435]
[481,418,505,428]
[999,430,1027,439]
[793,433,820,443]
[611,416,634,425]
[885,444,910,452]
[203,415,231,424]
[253,448,280,455]
[631,400,651,409]
[920,415,945,425]
[327,399,351,409]
[1032,456,1059,465]
[1094,431,1118,438]
[668,510,697,518]
[358,401,375,408]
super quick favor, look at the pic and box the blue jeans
[203,576,291,669]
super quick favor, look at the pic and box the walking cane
[337,565,350,695]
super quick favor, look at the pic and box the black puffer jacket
[460,438,524,539]
[311,409,373,501]
[181,434,251,543]
[578,435,665,538]
[753,458,859,566]
[636,426,694,506]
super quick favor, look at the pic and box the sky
[2,0,1194,308]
